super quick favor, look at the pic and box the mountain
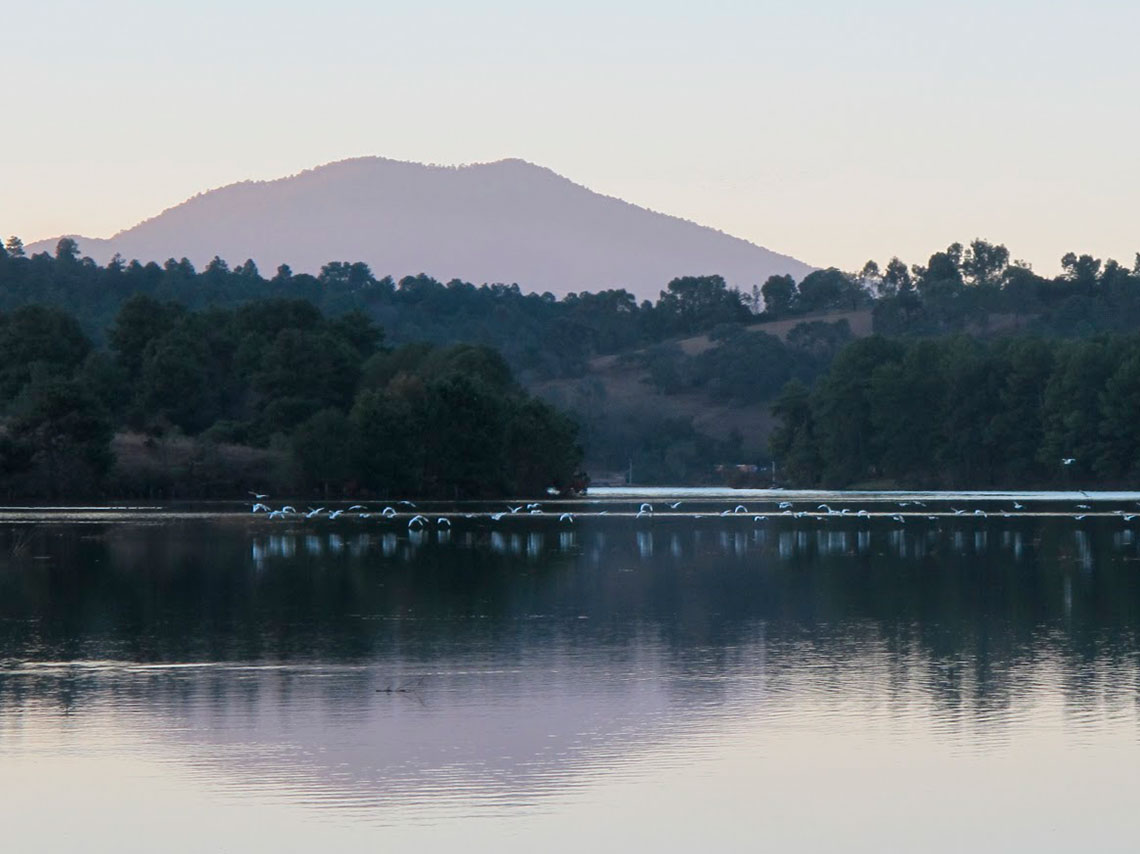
[29,157,814,300]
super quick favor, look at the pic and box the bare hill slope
[533,309,873,476]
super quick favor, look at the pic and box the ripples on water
[2,495,1140,849]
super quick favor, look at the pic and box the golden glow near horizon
[3,1,1138,276]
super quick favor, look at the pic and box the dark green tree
[505,398,582,494]
[1095,352,1140,481]
[769,379,821,485]
[654,275,751,334]
[290,408,354,495]
[9,378,113,497]
[420,373,509,496]
[811,335,904,484]
[883,257,912,294]
[109,295,186,381]
[867,340,944,482]
[351,387,424,496]
[961,239,1009,288]
[761,274,796,317]
[795,268,859,313]
[0,305,91,402]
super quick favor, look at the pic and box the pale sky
[4,0,1138,275]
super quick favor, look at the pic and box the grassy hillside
[534,310,871,482]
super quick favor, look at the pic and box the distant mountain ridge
[29,157,814,300]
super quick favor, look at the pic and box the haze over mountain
[29,157,813,300]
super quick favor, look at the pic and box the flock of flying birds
[248,492,1140,529]
[249,494,576,527]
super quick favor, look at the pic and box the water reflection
[2,512,1140,837]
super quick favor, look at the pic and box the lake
[2,491,1139,852]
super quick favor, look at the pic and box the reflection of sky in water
[2,504,1140,849]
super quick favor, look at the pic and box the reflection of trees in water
[2,518,1140,723]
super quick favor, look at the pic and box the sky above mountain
[4,1,1139,275]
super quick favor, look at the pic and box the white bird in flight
[1062,458,1076,465]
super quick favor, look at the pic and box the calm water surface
[2,492,1139,852]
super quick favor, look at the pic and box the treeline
[0,297,581,499]
[7,235,1140,366]
[771,334,1140,488]
[755,238,1140,339]
[0,237,756,379]
[863,240,1140,337]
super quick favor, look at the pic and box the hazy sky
[4,0,1138,274]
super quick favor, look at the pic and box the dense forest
[3,233,1140,491]
[763,241,1140,488]
[771,334,1140,488]
[0,236,757,381]
[0,294,581,499]
[5,237,1140,365]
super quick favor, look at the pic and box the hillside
[533,310,872,481]
[27,157,813,302]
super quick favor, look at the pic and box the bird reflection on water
[241,502,1140,575]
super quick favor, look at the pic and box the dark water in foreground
[2,495,1139,851]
